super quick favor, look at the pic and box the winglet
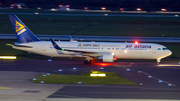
[67,34,77,42]
[50,38,62,50]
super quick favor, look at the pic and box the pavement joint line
[140,71,176,86]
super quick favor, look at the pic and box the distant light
[120,8,123,11]
[104,14,108,16]
[41,81,44,83]
[43,74,46,76]
[65,5,69,7]
[17,4,21,7]
[47,73,50,75]
[0,56,16,59]
[175,15,179,17]
[135,41,138,44]
[148,76,152,78]
[139,83,143,85]
[111,53,115,55]
[59,69,62,71]
[137,8,142,11]
[161,8,167,11]
[78,82,82,84]
[35,12,39,14]
[51,8,57,11]
[37,7,41,9]
[138,71,141,73]
[73,67,76,70]
[101,7,106,10]
[124,50,127,53]
[11,4,14,7]
[84,7,88,10]
[59,5,63,7]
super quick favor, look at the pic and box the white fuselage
[13,41,172,60]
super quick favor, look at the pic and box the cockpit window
[162,48,169,50]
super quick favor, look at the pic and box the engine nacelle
[102,54,114,62]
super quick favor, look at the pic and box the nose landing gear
[156,58,161,65]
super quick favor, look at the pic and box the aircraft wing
[50,38,110,55]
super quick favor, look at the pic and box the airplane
[8,15,172,65]
[67,34,77,42]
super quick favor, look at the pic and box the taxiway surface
[0,60,180,100]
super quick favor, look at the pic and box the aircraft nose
[167,50,172,56]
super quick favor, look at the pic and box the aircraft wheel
[89,61,92,64]
[84,60,88,64]
[156,62,159,65]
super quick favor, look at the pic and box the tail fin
[67,34,77,42]
[9,15,41,43]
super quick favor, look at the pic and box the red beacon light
[135,41,138,44]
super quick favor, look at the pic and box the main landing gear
[156,58,161,65]
[84,57,95,64]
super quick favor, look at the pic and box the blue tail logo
[9,15,41,43]
[15,21,26,35]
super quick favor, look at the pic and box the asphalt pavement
[0,60,180,100]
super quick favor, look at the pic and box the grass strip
[33,72,137,85]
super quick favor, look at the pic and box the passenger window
[158,48,161,50]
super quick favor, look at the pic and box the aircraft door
[152,46,156,53]
[42,44,46,51]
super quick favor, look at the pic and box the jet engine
[102,54,114,62]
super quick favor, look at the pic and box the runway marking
[139,71,176,86]
[128,62,134,66]
[0,87,12,89]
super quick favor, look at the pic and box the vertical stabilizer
[9,15,41,43]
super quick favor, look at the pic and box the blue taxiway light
[59,69,62,71]
[33,78,36,80]
[48,59,52,61]
[101,67,104,69]
[126,69,130,71]
[47,73,50,75]
[73,68,76,70]
[159,80,163,82]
